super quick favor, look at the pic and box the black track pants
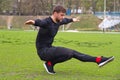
[37,47,96,65]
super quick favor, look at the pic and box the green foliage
[0,30,120,80]
[0,0,13,12]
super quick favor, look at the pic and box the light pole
[114,0,116,12]
[104,0,106,19]
[18,0,21,15]
[62,0,64,6]
[103,0,107,32]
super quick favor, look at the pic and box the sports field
[0,30,120,80]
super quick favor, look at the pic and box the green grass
[0,30,120,80]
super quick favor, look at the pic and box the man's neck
[51,15,57,23]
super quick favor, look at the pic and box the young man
[25,6,114,74]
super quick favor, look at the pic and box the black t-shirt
[34,17,73,50]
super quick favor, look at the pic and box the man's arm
[25,19,48,28]
[60,17,80,25]
[72,17,80,22]
[25,20,35,25]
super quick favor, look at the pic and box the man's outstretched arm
[25,19,48,28]
[25,20,35,25]
[60,17,80,25]
[72,17,80,22]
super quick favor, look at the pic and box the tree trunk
[92,0,98,14]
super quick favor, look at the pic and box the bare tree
[16,0,51,15]
[0,0,119,15]
[92,0,98,14]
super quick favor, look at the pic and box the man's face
[55,12,65,22]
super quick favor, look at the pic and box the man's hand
[72,16,80,22]
[25,20,35,25]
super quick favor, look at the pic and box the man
[25,6,114,74]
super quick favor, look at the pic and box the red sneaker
[43,62,56,74]
[97,56,114,67]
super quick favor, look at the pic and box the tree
[0,0,13,14]
[0,0,119,15]
[91,0,99,14]
[19,0,51,15]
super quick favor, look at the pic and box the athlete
[25,6,114,74]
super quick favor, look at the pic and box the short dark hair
[53,6,66,14]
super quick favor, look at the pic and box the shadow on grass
[54,38,112,47]
[0,36,34,45]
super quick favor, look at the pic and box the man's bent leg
[50,47,74,65]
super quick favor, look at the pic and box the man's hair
[53,6,66,14]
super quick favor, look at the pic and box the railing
[94,12,120,30]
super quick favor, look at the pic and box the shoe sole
[98,56,114,67]
[43,63,55,74]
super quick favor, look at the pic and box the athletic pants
[37,46,97,65]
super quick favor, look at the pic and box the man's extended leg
[72,50,114,67]
[48,47,114,68]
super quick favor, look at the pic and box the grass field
[0,30,120,80]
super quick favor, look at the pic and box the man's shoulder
[42,17,52,23]
[44,16,51,20]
